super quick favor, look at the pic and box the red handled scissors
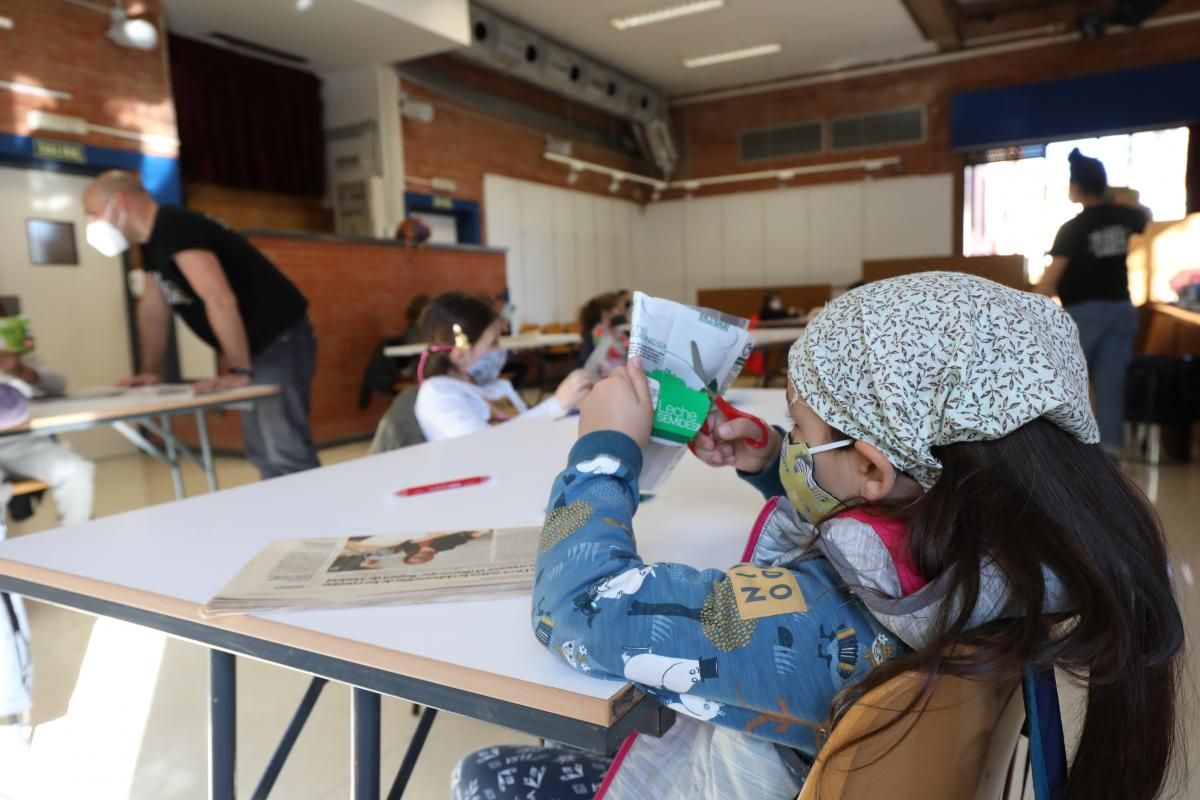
[688,340,770,450]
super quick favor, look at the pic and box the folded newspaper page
[203,527,539,617]
[627,292,753,490]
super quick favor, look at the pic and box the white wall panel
[765,187,810,285]
[485,175,644,324]
[482,175,523,322]
[636,201,686,302]
[682,197,723,303]
[571,192,598,317]
[721,192,766,288]
[611,200,633,293]
[551,194,576,324]
[807,182,864,284]
[863,174,954,260]
[517,181,555,325]
[485,172,955,323]
[592,198,616,302]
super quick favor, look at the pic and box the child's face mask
[467,348,507,385]
[778,434,853,522]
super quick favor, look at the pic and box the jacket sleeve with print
[531,430,894,756]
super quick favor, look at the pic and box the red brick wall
[670,17,1200,198]
[0,0,177,156]
[401,55,649,230]
[177,236,507,449]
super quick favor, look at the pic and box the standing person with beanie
[1037,148,1149,454]
[81,171,320,479]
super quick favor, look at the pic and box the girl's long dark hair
[826,418,1184,800]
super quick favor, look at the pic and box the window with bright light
[963,127,1191,284]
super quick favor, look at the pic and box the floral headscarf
[787,272,1099,488]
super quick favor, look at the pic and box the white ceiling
[163,0,471,74]
[478,0,937,96]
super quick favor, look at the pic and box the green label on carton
[646,369,711,445]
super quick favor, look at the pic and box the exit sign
[33,138,86,163]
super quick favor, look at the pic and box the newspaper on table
[627,292,753,490]
[202,527,539,617]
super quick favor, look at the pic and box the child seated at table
[414,292,592,442]
[0,351,95,526]
[578,292,630,379]
[451,273,1182,800]
[758,291,797,321]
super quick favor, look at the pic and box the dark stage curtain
[169,35,325,196]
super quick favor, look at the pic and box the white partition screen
[485,172,953,323]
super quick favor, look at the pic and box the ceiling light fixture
[62,0,158,50]
[611,0,725,31]
[683,43,782,68]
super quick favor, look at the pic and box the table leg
[251,677,328,800]
[352,688,381,800]
[161,415,186,500]
[210,650,237,800]
[195,409,219,493]
[386,706,437,800]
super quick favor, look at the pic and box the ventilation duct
[462,3,674,175]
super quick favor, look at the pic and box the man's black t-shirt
[1049,203,1148,307]
[139,207,308,355]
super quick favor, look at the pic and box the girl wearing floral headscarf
[452,273,1181,800]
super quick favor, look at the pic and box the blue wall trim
[951,59,1200,151]
[0,132,182,204]
[404,191,482,245]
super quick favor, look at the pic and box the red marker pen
[394,476,491,497]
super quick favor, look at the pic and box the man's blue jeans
[243,317,321,478]
[1067,300,1138,452]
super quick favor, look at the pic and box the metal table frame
[0,574,674,800]
[0,394,265,500]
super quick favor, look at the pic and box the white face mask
[86,198,129,257]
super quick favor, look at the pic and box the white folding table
[0,389,784,800]
[0,385,279,499]
[383,332,582,359]
[751,326,806,348]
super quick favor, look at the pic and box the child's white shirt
[415,375,563,442]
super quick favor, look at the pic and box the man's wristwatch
[230,367,253,378]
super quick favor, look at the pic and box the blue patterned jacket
[531,430,903,757]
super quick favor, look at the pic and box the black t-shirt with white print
[1049,203,1148,307]
[139,207,308,355]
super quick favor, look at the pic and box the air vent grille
[739,121,823,162]
[830,107,924,151]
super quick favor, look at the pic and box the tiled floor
[1,444,1198,799]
